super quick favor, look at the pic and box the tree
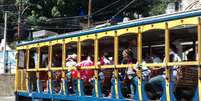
[148,0,178,16]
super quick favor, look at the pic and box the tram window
[81,40,94,62]
[98,37,114,65]
[18,50,26,69]
[39,71,48,92]
[65,42,77,95]
[28,71,37,92]
[52,44,62,67]
[66,42,77,67]
[98,37,114,97]
[118,33,138,98]
[81,40,94,96]
[52,70,62,94]
[29,48,37,69]
[40,46,49,68]
[169,25,198,101]
[142,30,165,100]
[142,30,165,63]
[169,25,197,61]
[119,33,137,64]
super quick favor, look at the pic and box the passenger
[150,52,162,63]
[120,49,135,98]
[97,53,113,97]
[76,56,94,95]
[52,53,61,67]
[133,60,151,81]
[42,57,48,68]
[125,60,151,98]
[79,56,94,83]
[121,49,135,80]
[187,51,195,61]
[53,71,62,94]
[149,52,163,77]
[52,54,62,94]
[175,50,197,100]
[65,53,77,94]
[39,55,49,93]
[97,53,111,65]
[66,53,77,67]
[29,52,36,69]
[39,71,48,93]
[147,44,181,98]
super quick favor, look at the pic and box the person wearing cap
[66,53,77,68]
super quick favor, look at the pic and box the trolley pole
[88,0,92,28]
[3,11,7,73]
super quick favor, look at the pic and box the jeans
[148,75,165,94]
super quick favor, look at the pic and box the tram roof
[17,9,201,46]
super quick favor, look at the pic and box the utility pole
[88,0,92,28]
[17,0,22,41]
[3,12,7,73]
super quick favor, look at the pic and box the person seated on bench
[147,44,181,98]
[175,50,198,100]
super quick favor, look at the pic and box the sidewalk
[0,96,15,101]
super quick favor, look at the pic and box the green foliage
[15,0,84,25]
[51,6,61,17]
[148,0,168,16]
[2,0,178,30]
[148,0,178,16]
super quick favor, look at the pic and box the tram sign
[32,30,58,39]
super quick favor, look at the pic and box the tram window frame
[81,39,94,63]
[98,36,114,66]
[142,29,165,64]
[169,25,198,62]
[17,49,27,69]
[118,33,138,65]
[39,46,49,68]
[28,48,37,69]
[52,44,62,68]
[65,42,78,68]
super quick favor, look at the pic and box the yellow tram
[15,9,201,101]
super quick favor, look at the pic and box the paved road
[0,96,15,101]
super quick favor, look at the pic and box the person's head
[122,49,129,58]
[122,49,133,59]
[130,39,137,46]
[71,53,77,60]
[187,51,195,61]
[170,44,177,53]
[103,52,109,58]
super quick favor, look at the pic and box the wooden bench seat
[176,66,198,88]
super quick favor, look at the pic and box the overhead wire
[91,0,122,16]
[47,0,123,22]
[109,0,136,21]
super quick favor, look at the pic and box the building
[166,0,201,14]
[0,39,16,74]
